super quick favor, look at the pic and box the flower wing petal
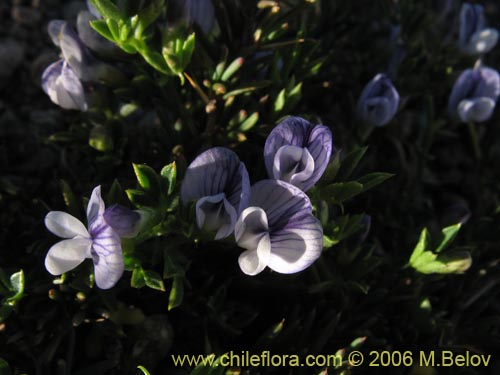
[458,97,496,122]
[268,214,323,274]
[45,211,89,239]
[45,238,92,275]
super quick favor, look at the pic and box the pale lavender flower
[448,66,500,123]
[235,180,323,275]
[180,147,250,240]
[264,117,333,192]
[44,186,124,289]
[357,74,400,127]
[42,60,87,111]
[459,3,498,55]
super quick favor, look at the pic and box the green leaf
[221,57,244,82]
[409,228,430,265]
[90,0,123,21]
[6,270,24,303]
[357,172,394,192]
[131,267,146,288]
[321,151,342,184]
[273,88,286,113]
[222,81,272,99]
[321,182,364,205]
[160,162,177,196]
[132,163,159,192]
[141,48,171,74]
[137,366,151,375]
[0,358,11,375]
[435,223,462,253]
[89,124,114,152]
[126,189,153,208]
[168,276,184,310]
[106,179,124,204]
[90,20,115,42]
[435,251,472,273]
[336,146,368,181]
[143,270,165,291]
[106,18,121,41]
[239,112,259,132]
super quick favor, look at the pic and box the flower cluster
[44,186,142,289]
[181,116,333,275]
[448,3,500,123]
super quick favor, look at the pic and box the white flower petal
[236,207,271,275]
[45,238,92,275]
[87,185,104,226]
[45,211,89,239]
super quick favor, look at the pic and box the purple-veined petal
[90,216,124,289]
[181,147,250,215]
[87,185,105,227]
[248,180,312,229]
[273,145,314,185]
[45,237,92,275]
[195,193,237,240]
[458,97,496,122]
[45,211,89,239]
[236,207,271,275]
[48,20,66,47]
[305,124,333,190]
[103,204,142,238]
[267,214,323,274]
[264,117,333,191]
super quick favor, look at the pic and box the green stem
[467,122,482,160]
